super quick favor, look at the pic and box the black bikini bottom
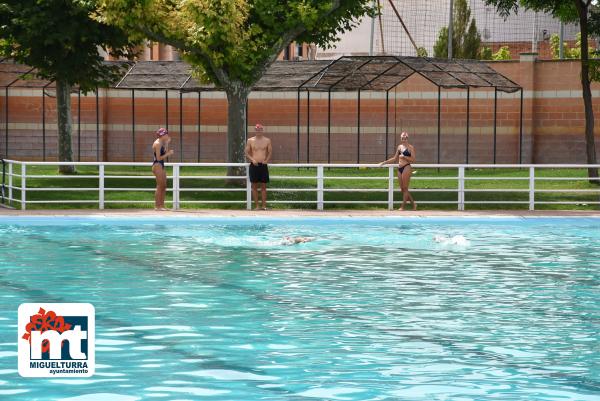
[398,164,410,174]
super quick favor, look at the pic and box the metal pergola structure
[295,56,522,164]
[0,56,522,163]
[0,60,123,161]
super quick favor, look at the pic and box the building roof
[1,56,520,93]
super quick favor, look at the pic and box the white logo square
[18,303,95,377]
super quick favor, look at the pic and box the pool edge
[1,208,600,221]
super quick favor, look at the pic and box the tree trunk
[55,79,76,174]
[577,3,599,183]
[225,86,250,184]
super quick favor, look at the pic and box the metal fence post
[21,163,26,210]
[173,164,180,210]
[317,165,324,211]
[388,166,394,210]
[458,166,465,211]
[99,164,105,210]
[529,166,535,211]
[8,162,12,206]
[246,165,252,210]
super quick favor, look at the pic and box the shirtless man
[245,123,272,210]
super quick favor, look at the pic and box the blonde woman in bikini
[379,132,416,210]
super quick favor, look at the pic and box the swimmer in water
[281,236,314,245]
[434,234,469,246]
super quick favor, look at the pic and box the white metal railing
[1,159,600,211]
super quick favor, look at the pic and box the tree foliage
[551,32,576,59]
[549,32,600,81]
[479,46,493,60]
[433,27,450,58]
[484,0,578,21]
[433,0,481,59]
[481,45,512,60]
[98,0,376,169]
[0,0,136,92]
[484,0,598,180]
[98,0,375,89]
[416,47,428,57]
[0,0,137,172]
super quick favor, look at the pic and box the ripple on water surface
[0,218,598,401]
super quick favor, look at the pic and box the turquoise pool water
[0,217,598,401]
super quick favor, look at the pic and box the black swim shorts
[249,163,269,183]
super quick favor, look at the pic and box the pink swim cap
[156,127,168,137]
[255,124,264,132]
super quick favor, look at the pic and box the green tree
[549,32,591,59]
[433,0,481,59]
[0,0,135,173]
[98,0,375,175]
[479,46,511,60]
[493,46,511,60]
[484,0,598,182]
[433,27,450,58]
[417,47,428,57]
[480,46,493,60]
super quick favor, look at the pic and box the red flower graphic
[22,308,72,353]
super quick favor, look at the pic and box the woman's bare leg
[153,164,168,209]
[160,169,167,208]
[401,166,416,210]
[152,165,162,209]
[397,170,405,210]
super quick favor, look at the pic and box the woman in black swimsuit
[379,132,416,210]
[152,128,174,211]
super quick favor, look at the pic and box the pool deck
[1,208,599,218]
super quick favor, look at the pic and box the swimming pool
[0,217,598,400]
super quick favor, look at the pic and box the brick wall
[1,55,600,164]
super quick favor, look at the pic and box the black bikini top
[401,148,411,157]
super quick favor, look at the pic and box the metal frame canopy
[1,56,520,93]
[298,55,520,93]
[111,56,520,93]
[0,56,521,93]
[1,57,523,164]
[0,61,55,89]
[114,60,335,92]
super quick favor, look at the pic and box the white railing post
[246,165,252,210]
[173,164,180,210]
[388,166,394,210]
[8,162,12,206]
[98,164,105,210]
[529,166,535,211]
[317,165,324,211]
[21,163,26,210]
[458,166,465,211]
